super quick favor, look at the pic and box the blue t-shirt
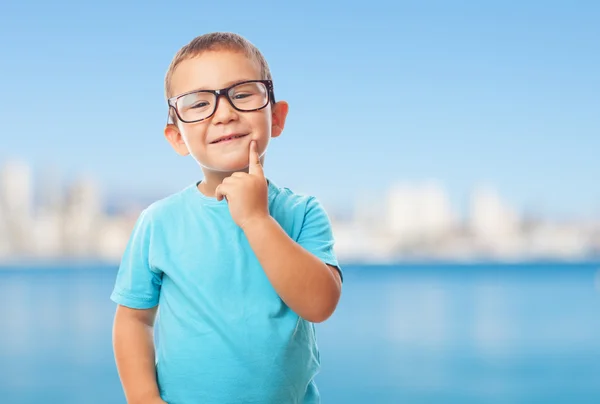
[110,179,341,404]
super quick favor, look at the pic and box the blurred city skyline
[1,158,598,264]
[1,1,599,220]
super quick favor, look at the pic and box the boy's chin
[199,157,250,173]
[195,144,268,173]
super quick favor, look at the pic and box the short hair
[164,32,273,100]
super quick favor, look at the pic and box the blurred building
[0,199,9,258]
[62,178,103,257]
[32,165,66,258]
[0,160,33,256]
[331,218,397,263]
[96,214,138,262]
[468,185,523,258]
[386,181,456,246]
[526,222,590,259]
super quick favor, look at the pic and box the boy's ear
[271,101,289,139]
[164,124,190,156]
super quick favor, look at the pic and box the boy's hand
[215,140,269,229]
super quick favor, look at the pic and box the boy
[110,32,343,404]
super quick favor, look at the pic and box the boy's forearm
[113,313,163,404]
[242,216,342,323]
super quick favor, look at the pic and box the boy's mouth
[210,134,249,144]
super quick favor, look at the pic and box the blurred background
[1,0,599,403]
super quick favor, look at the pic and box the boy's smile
[164,50,288,175]
[210,133,248,144]
[209,133,249,144]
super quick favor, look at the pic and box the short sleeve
[110,209,163,309]
[296,197,343,282]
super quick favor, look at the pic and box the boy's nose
[211,95,238,125]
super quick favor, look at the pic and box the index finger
[248,140,263,176]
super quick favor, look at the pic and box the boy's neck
[197,157,267,198]
[197,171,232,198]
[197,169,261,198]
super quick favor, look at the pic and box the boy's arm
[215,141,341,323]
[242,215,342,323]
[113,305,166,404]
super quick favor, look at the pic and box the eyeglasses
[167,79,275,124]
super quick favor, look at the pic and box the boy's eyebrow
[189,78,260,93]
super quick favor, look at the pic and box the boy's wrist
[137,398,166,404]
[131,393,166,404]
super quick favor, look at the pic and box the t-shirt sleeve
[110,209,163,309]
[296,197,343,282]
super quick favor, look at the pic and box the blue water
[1,262,600,403]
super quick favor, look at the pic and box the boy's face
[164,50,288,173]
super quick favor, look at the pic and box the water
[1,262,600,403]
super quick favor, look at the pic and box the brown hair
[164,32,273,100]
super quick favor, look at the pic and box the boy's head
[164,32,288,173]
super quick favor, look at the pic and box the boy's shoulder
[267,180,333,230]
[268,179,309,202]
[268,179,326,212]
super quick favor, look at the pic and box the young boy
[110,32,343,404]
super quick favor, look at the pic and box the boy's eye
[232,92,252,100]
[190,101,210,109]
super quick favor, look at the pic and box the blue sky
[0,0,598,218]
